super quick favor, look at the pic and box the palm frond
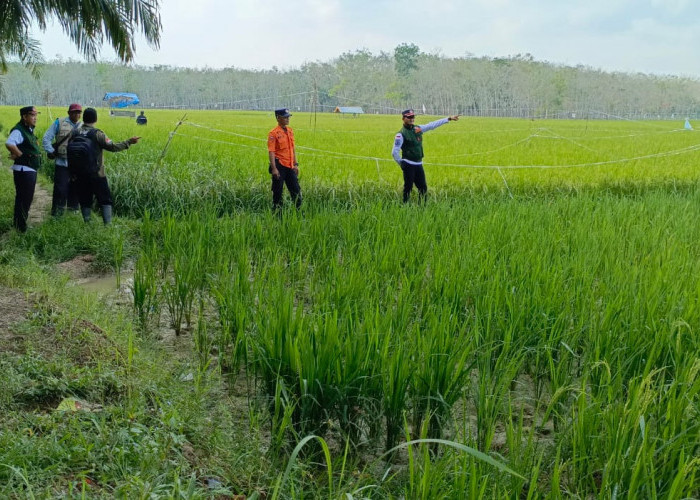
[1,0,162,65]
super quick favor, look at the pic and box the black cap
[275,108,292,118]
[401,109,415,118]
[83,107,98,123]
[20,106,39,116]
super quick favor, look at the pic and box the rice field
[2,107,700,497]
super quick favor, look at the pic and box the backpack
[67,128,99,176]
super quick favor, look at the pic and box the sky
[34,0,700,78]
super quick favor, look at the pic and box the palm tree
[0,0,162,74]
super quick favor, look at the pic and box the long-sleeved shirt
[78,124,132,177]
[391,117,449,166]
[42,117,82,167]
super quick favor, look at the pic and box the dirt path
[29,182,52,226]
[0,183,52,348]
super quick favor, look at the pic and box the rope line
[534,128,599,153]
[172,122,700,171]
[431,135,535,158]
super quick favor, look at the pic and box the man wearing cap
[72,107,140,225]
[267,108,301,210]
[5,106,42,232]
[392,110,459,202]
[42,103,83,216]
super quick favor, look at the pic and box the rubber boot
[81,207,92,222]
[101,205,113,225]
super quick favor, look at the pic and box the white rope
[432,135,535,158]
[171,132,263,150]
[534,128,599,153]
[557,129,690,140]
[423,142,700,170]
[184,122,266,142]
[497,167,514,198]
[171,123,700,171]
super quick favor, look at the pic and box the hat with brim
[275,108,292,118]
[401,109,415,118]
[68,103,82,113]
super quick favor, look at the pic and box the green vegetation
[1,107,699,497]
[2,49,700,119]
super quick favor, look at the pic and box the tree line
[2,45,699,120]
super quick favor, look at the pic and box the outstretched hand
[448,115,460,122]
[128,136,141,145]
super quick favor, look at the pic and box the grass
[1,106,699,497]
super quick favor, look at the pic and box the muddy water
[74,273,133,295]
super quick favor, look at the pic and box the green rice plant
[269,375,298,454]
[471,318,526,452]
[381,336,412,454]
[131,250,160,333]
[161,254,197,336]
[158,214,209,335]
[270,435,333,500]
[289,313,344,439]
[396,419,525,499]
[194,298,213,372]
[331,317,382,448]
[253,289,305,440]
[158,214,177,279]
[210,253,253,377]
[409,314,474,453]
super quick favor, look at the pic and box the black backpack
[67,128,99,176]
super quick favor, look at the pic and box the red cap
[68,103,82,113]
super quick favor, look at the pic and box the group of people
[5,105,458,232]
[267,107,460,210]
[5,104,140,232]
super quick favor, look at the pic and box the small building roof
[334,106,364,114]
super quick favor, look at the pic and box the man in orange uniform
[267,108,301,211]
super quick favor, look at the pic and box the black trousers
[51,165,79,215]
[76,174,113,209]
[13,169,37,232]
[271,163,302,209]
[401,161,427,202]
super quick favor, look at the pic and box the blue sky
[34,0,700,77]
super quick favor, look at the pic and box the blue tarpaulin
[103,92,140,108]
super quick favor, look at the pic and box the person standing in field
[69,107,140,225]
[392,109,459,202]
[136,111,147,125]
[5,106,42,232]
[267,108,301,211]
[42,103,83,216]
